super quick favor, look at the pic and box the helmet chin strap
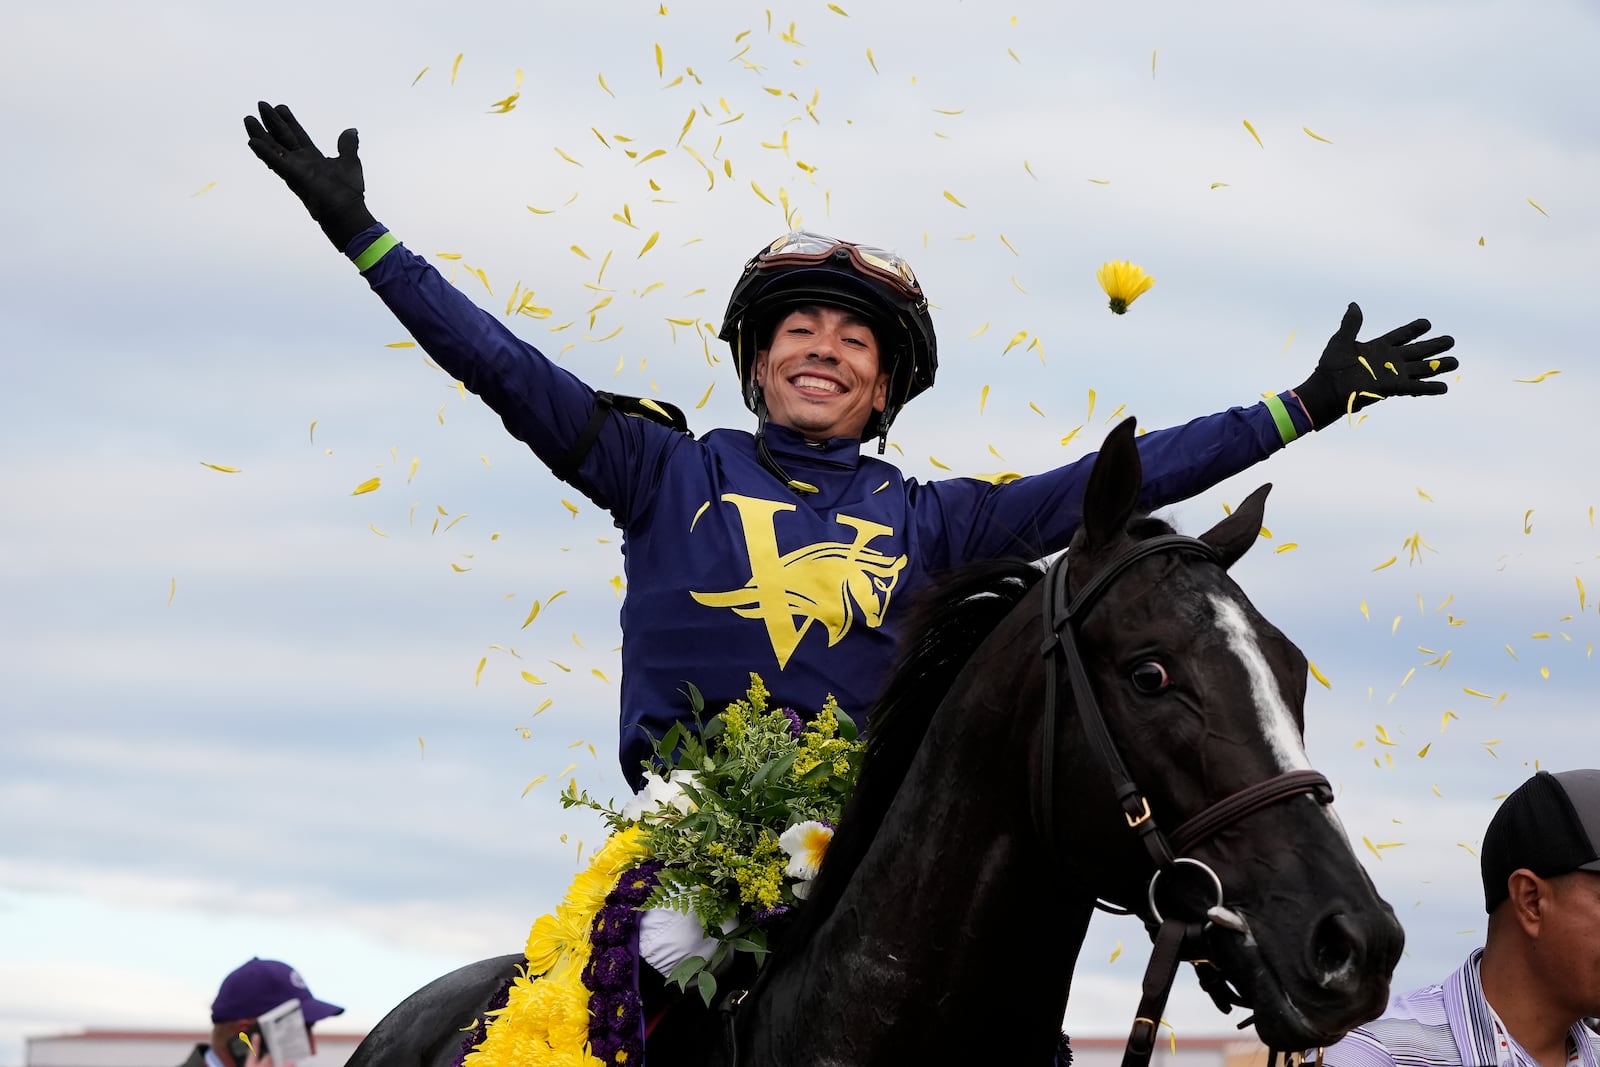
[752,395,819,495]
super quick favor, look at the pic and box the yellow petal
[1513,370,1560,383]
[1301,126,1333,144]
[929,456,951,470]
[1372,556,1397,571]
[520,671,545,685]
[1527,197,1549,216]
[200,461,241,473]
[1308,661,1332,689]
[943,190,968,208]
[351,477,381,495]
[473,656,486,686]
[1242,119,1264,148]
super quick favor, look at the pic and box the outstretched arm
[240,101,684,522]
[1291,302,1458,429]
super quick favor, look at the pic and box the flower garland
[461,828,649,1067]
[463,674,865,1066]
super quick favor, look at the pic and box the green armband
[1263,393,1300,444]
[352,232,400,272]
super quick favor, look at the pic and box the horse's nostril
[1310,912,1362,990]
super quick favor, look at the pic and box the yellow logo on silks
[691,493,908,669]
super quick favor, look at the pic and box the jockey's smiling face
[755,303,890,443]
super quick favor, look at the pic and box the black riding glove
[1292,302,1459,430]
[243,101,377,252]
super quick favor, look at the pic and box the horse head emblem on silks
[690,493,908,668]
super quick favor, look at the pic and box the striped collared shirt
[1321,950,1600,1067]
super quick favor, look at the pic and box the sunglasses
[754,231,923,303]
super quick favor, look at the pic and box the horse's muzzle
[1208,901,1405,1050]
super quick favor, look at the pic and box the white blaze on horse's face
[1208,593,1311,773]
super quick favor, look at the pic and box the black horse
[350,418,1404,1067]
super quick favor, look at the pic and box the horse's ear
[1081,417,1142,551]
[1198,482,1273,569]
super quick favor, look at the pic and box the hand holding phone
[254,999,313,1067]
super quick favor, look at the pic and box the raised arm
[242,102,688,522]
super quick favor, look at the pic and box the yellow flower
[1096,260,1155,315]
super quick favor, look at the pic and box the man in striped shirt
[1322,770,1600,1067]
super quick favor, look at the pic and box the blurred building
[24,1032,368,1067]
[26,1029,1277,1067]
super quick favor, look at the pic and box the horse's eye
[1130,661,1171,693]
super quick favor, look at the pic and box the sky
[3,0,1599,1062]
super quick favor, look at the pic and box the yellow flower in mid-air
[1096,260,1155,315]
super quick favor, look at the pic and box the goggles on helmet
[750,231,924,304]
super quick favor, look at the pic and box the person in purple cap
[177,957,345,1067]
[1320,769,1600,1067]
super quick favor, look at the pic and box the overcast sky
[4,0,1599,1062]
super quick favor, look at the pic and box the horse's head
[1054,417,1404,1050]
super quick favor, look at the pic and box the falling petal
[1242,119,1263,148]
[200,462,241,473]
[1301,126,1333,144]
[943,190,968,208]
[979,384,990,413]
[598,72,614,97]
[1308,661,1332,689]
[450,53,463,84]
[929,456,951,470]
[167,578,176,606]
[1210,182,1230,190]
[1527,197,1549,216]
[1372,556,1397,571]
[1513,370,1561,383]
[351,477,381,496]
[473,657,486,686]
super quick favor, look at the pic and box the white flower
[621,769,700,822]
[778,820,833,883]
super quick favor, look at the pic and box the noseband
[1038,534,1334,1067]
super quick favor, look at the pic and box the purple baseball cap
[210,958,345,1024]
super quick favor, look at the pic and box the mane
[782,556,1045,945]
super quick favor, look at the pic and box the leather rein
[1037,534,1334,1067]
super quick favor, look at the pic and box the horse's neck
[751,683,1095,1061]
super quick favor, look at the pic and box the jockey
[243,101,1459,984]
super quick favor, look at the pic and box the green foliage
[560,672,863,1001]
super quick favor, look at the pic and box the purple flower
[579,861,659,1061]
[584,945,634,989]
[750,903,794,924]
[780,706,803,738]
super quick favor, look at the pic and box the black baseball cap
[1480,769,1600,913]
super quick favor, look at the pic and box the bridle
[1038,534,1335,1067]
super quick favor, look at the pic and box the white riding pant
[638,907,728,977]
